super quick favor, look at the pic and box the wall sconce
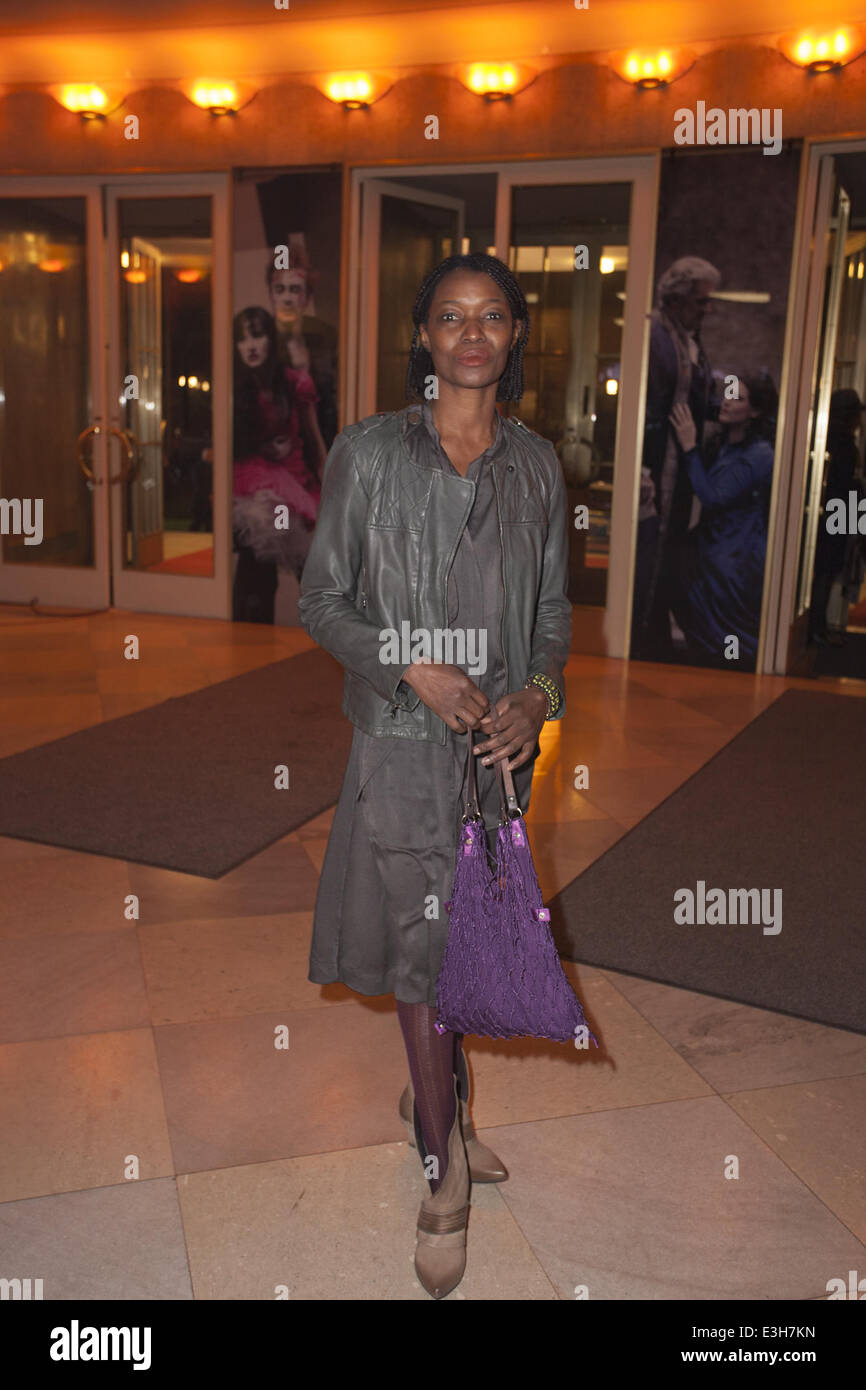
[459,62,534,100]
[613,50,690,89]
[191,83,241,115]
[781,28,862,71]
[605,378,619,396]
[322,72,386,108]
[53,84,122,119]
[175,268,207,284]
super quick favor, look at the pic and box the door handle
[108,426,139,484]
[77,423,102,484]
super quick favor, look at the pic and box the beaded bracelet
[524,672,562,720]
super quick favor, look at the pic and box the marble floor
[0,606,864,1301]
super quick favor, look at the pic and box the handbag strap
[461,727,521,821]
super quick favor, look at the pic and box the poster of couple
[630,144,800,671]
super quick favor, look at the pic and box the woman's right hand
[402,661,490,732]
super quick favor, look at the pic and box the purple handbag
[435,728,600,1046]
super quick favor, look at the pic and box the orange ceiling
[1,0,865,84]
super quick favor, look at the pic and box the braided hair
[405,252,530,403]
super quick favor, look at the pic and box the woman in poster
[668,370,777,667]
[232,306,328,622]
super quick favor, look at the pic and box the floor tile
[0,1029,174,1203]
[0,1178,192,1299]
[490,1098,866,1299]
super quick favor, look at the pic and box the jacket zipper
[492,467,509,697]
[360,560,367,608]
[440,480,476,744]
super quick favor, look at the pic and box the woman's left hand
[473,687,548,771]
[669,402,697,452]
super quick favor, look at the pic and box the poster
[630,145,800,670]
[231,168,341,624]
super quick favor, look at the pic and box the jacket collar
[400,399,508,472]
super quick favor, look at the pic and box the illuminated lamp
[37,259,66,272]
[176,268,206,283]
[614,49,690,89]
[124,268,148,284]
[56,84,110,119]
[459,62,533,101]
[191,83,240,115]
[605,379,619,396]
[600,257,615,274]
[323,73,377,108]
[783,28,861,71]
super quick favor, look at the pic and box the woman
[668,370,777,668]
[297,253,572,1298]
[232,307,328,623]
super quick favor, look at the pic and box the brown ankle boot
[413,1076,470,1300]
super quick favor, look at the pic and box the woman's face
[719,379,757,427]
[236,324,269,368]
[270,270,308,317]
[418,269,520,393]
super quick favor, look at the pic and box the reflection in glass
[376,194,461,413]
[117,197,214,575]
[0,198,92,565]
[509,183,632,607]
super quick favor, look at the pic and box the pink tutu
[233,459,319,525]
[232,488,315,569]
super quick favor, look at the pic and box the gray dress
[308,401,536,1006]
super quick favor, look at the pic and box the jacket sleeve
[526,449,572,720]
[297,429,421,709]
[685,439,773,510]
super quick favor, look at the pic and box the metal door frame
[764,137,866,673]
[105,173,232,618]
[347,155,660,661]
[0,177,109,609]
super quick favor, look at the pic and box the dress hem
[308,963,438,1008]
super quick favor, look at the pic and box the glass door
[497,158,658,658]
[106,178,231,617]
[795,173,851,620]
[0,183,109,608]
[0,175,230,619]
[767,142,866,675]
[350,158,658,659]
[356,180,466,416]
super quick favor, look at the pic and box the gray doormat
[550,688,866,1035]
[0,648,351,877]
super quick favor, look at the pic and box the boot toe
[415,1240,467,1300]
[466,1137,509,1182]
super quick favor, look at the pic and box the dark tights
[397,1002,461,1194]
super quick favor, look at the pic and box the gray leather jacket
[297,404,572,743]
